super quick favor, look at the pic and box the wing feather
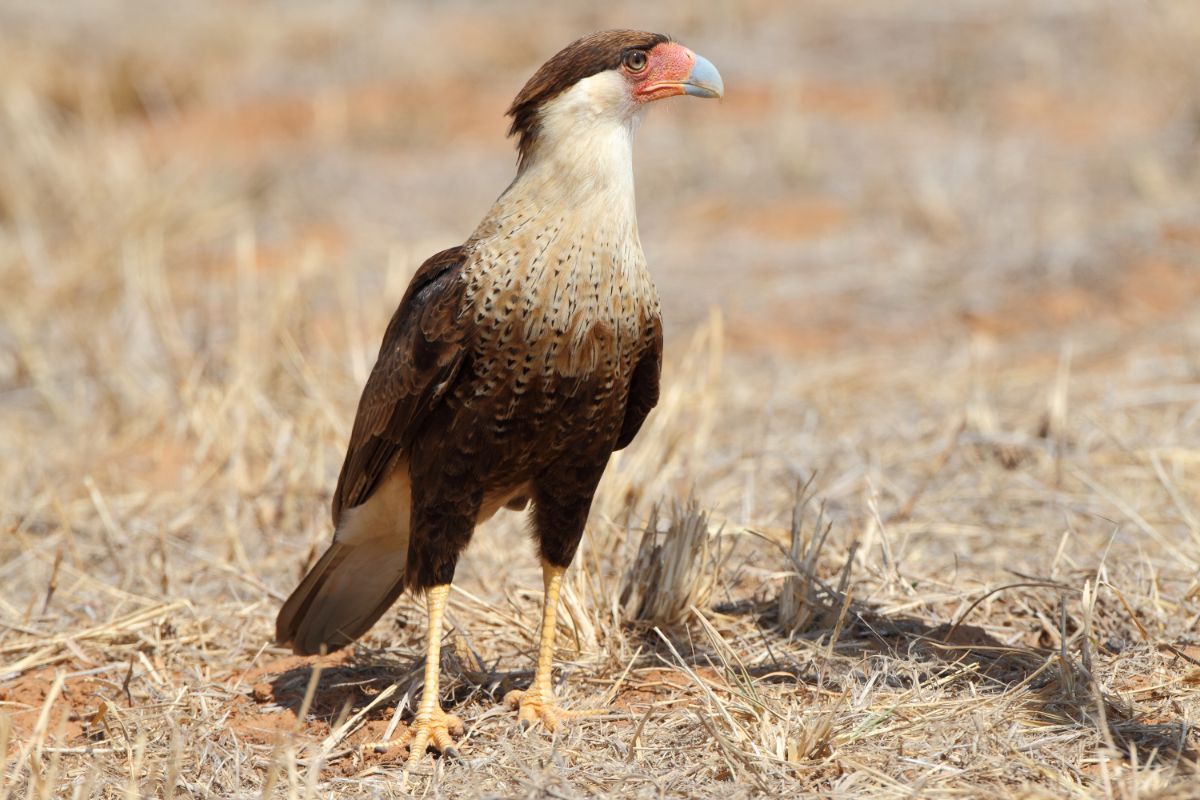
[332,246,470,524]
[615,315,662,451]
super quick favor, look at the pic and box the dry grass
[2,1,1200,797]
[620,500,725,628]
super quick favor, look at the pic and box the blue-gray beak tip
[683,53,724,100]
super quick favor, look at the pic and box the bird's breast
[425,214,659,484]
[462,219,657,382]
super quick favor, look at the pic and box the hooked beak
[636,44,725,103]
[682,53,724,99]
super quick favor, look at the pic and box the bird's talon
[504,687,585,734]
[361,706,462,767]
[361,732,411,755]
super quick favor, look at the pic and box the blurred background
[1,1,1198,795]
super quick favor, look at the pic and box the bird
[275,29,723,767]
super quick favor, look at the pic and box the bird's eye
[623,50,648,73]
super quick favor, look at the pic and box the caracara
[276,30,723,765]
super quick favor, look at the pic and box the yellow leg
[504,561,594,732]
[396,584,463,769]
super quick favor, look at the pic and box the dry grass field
[3,1,1200,797]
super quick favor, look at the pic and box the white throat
[504,70,643,218]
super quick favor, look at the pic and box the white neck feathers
[502,70,642,218]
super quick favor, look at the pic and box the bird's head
[507,31,723,170]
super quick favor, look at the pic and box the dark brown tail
[275,540,409,655]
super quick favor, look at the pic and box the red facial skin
[625,42,697,103]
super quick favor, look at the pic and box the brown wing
[615,315,662,451]
[332,246,470,524]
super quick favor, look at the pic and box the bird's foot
[362,706,464,765]
[503,687,599,732]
